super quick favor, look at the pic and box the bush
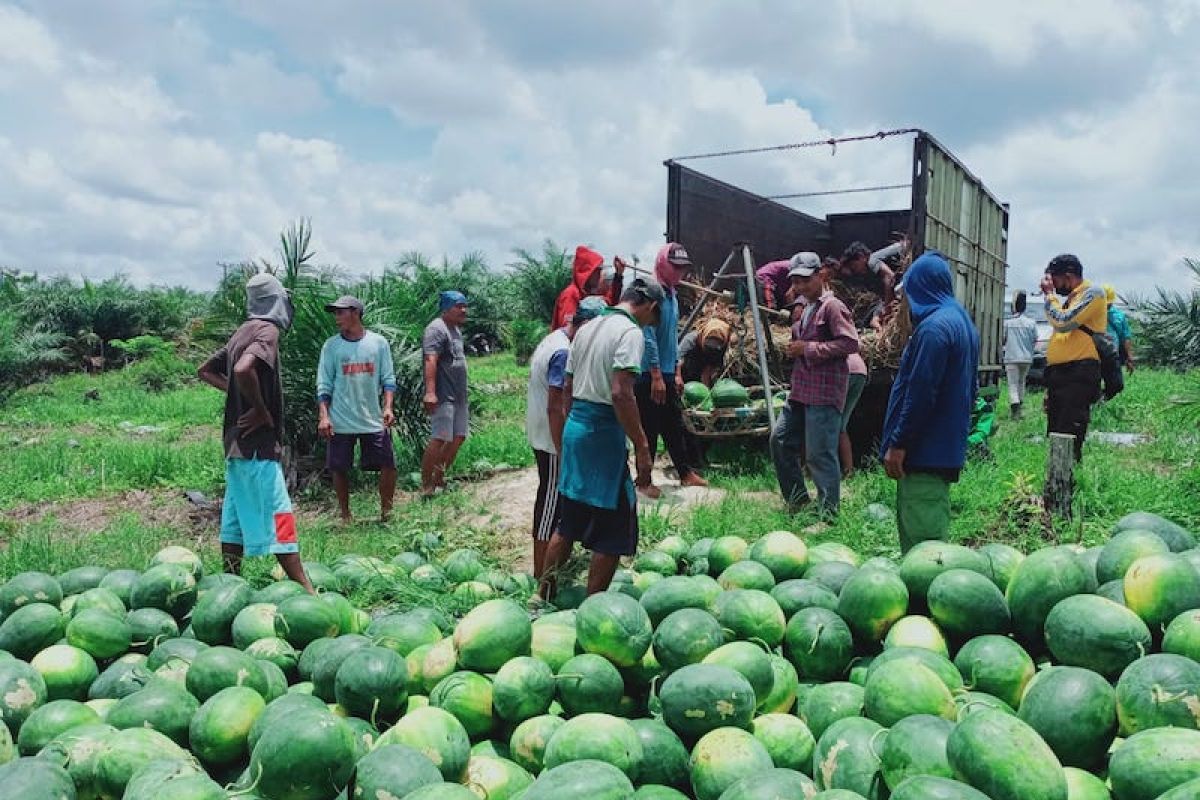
[127,352,195,393]
[110,335,173,363]
[503,320,549,366]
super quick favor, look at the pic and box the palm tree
[1129,259,1200,370]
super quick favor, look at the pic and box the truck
[665,130,1009,459]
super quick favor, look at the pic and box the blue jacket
[880,252,980,471]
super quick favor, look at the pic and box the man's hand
[651,372,666,405]
[1039,275,1055,295]
[613,256,627,275]
[786,340,808,359]
[1125,357,1136,375]
[883,447,906,480]
[674,372,684,396]
[238,407,274,436]
[423,392,438,415]
[317,418,334,440]
[383,407,395,427]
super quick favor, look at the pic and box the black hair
[1046,253,1083,276]
[842,242,871,262]
[1013,290,1027,314]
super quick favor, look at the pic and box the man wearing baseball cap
[421,290,470,497]
[316,295,397,523]
[1040,254,1107,462]
[770,252,859,516]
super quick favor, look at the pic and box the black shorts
[558,477,639,556]
[325,431,395,473]
[532,449,561,543]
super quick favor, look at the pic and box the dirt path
[465,464,774,572]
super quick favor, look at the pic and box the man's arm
[877,264,896,305]
[869,243,903,305]
[422,354,439,414]
[547,386,566,454]
[643,323,666,404]
[803,302,861,361]
[1043,285,1103,332]
[197,349,229,392]
[316,342,335,438]
[612,370,652,487]
[379,338,397,427]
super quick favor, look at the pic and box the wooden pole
[740,245,776,429]
[1044,432,1075,519]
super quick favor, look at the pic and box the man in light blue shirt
[316,296,397,523]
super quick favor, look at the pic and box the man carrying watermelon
[524,296,607,580]
[536,278,664,600]
[770,252,860,517]
[197,273,315,593]
[881,252,980,552]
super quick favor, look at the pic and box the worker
[1103,284,1135,373]
[677,318,732,387]
[551,247,626,329]
[1003,290,1038,419]
[755,258,795,312]
[838,240,901,307]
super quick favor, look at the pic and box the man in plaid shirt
[770,252,860,516]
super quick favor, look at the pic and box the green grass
[2,358,1197,592]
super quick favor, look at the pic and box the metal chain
[670,128,922,162]
[767,183,911,200]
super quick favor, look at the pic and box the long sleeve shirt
[755,260,792,308]
[316,331,396,434]
[1004,314,1038,364]
[641,290,680,375]
[1045,281,1107,366]
[788,292,859,409]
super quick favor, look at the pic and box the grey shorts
[431,400,469,442]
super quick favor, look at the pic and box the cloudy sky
[2,1,1197,293]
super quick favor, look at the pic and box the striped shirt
[788,292,860,410]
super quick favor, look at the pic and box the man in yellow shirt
[1040,254,1107,462]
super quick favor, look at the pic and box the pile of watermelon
[3,513,1200,800]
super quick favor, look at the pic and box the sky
[1,0,1198,294]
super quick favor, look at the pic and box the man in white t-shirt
[536,278,664,600]
[525,296,606,579]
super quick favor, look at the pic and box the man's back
[526,328,571,452]
[1004,314,1038,363]
[568,311,644,406]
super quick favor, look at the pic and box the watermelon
[552,583,587,609]
[149,545,204,579]
[1124,553,1200,629]
[718,768,817,800]
[812,716,886,797]
[556,653,624,715]
[430,671,494,740]
[979,543,1025,592]
[655,535,690,562]
[689,726,772,800]
[189,685,264,764]
[29,643,97,702]
[0,572,63,615]
[0,714,11,765]
[770,579,839,617]
[1109,727,1200,800]
[190,576,253,645]
[543,713,643,779]
[492,656,554,723]
[710,379,750,409]
[1043,594,1151,678]
[800,682,865,741]
[838,567,908,643]
[717,561,777,592]
[274,594,340,648]
[759,655,799,713]
[659,664,756,742]
[712,589,786,646]
[653,608,725,671]
[523,759,635,800]
[348,742,443,799]
[311,634,373,702]
[0,603,65,660]
[129,563,198,619]
[864,656,956,726]
[250,709,357,800]
[146,637,208,672]
[453,599,532,671]
[1097,529,1170,584]
[1017,666,1117,769]
[0,658,47,733]
[185,645,267,702]
[334,645,409,723]
[749,530,809,581]
[510,714,566,774]
[15,698,99,755]
[99,569,140,606]
[1164,609,1200,662]
[883,615,949,657]
[868,646,963,690]
[576,592,653,667]
[898,542,990,605]
[751,713,814,773]
[229,602,276,648]
[947,709,1067,800]
[67,608,133,661]
[258,659,287,701]
[0,757,77,799]
[247,692,326,752]
[1116,653,1200,735]
[442,548,486,583]
[1062,767,1111,800]
[807,542,861,568]
[58,566,110,597]
[1113,511,1196,551]
[890,775,992,799]
[880,713,955,789]
[927,568,1010,639]
[88,654,152,700]
[253,579,309,605]
[1159,777,1200,800]
[1005,546,1090,646]
[682,381,711,408]
[707,536,750,575]
[634,550,678,575]
[421,636,460,693]
[953,635,1035,710]
[465,754,534,800]
[93,727,193,798]
[784,607,854,681]
[531,614,577,673]
[375,705,472,780]
[640,577,708,627]
[70,586,125,617]
[126,608,179,652]
[123,760,223,800]
[804,561,858,595]
[702,642,774,703]
[629,718,690,788]
[107,682,199,746]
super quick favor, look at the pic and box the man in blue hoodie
[880,252,980,552]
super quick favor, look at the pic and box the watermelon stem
[226,762,263,796]
[808,624,825,655]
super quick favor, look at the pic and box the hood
[246,273,294,330]
[571,246,605,292]
[904,252,956,323]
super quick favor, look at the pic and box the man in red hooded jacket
[552,246,625,329]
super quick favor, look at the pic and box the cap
[628,276,666,304]
[439,290,468,311]
[788,251,821,278]
[324,295,364,314]
[665,243,692,266]
[1046,254,1083,276]
[574,296,607,325]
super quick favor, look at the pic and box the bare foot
[380,508,392,524]
[637,483,663,500]
[338,514,353,526]
[680,473,708,488]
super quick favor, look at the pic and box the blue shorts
[220,458,299,556]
